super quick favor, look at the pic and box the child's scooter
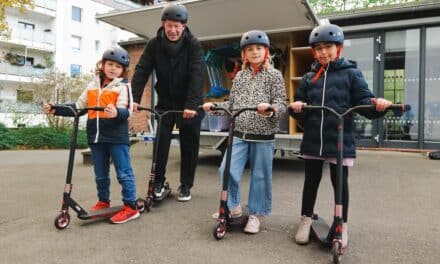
[299,103,408,264]
[135,106,184,213]
[52,105,140,229]
[204,105,274,240]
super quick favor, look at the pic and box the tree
[31,71,94,130]
[309,0,420,14]
[0,0,34,38]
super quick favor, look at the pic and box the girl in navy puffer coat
[289,24,392,248]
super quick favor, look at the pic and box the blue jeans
[219,138,275,216]
[90,143,137,205]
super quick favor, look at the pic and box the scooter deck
[311,216,331,244]
[78,205,123,220]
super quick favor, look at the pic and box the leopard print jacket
[217,66,287,136]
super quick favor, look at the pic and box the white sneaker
[244,215,260,234]
[342,223,348,248]
[212,205,242,219]
[295,215,312,244]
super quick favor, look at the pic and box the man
[131,3,204,202]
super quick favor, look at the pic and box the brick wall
[124,43,151,134]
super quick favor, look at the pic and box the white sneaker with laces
[244,215,260,234]
[295,215,312,244]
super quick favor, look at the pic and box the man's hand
[183,109,197,119]
[202,102,215,112]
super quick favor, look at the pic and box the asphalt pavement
[0,143,439,264]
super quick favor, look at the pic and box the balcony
[0,61,48,80]
[30,0,57,17]
[34,0,57,11]
[6,27,55,51]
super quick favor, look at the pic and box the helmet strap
[336,45,342,59]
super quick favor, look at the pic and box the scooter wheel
[332,242,342,264]
[145,197,153,211]
[213,222,226,240]
[136,198,146,214]
[54,212,70,230]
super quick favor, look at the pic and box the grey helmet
[161,4,188,23]
[102,46,130,67]
[240,30,270,49]
[309,24,344,47]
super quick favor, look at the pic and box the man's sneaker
[212,205,242,219]
[153,181,165,198]
[244,215,260,234]
[90,200,110,211]
[109,205,140,224]
[177,185,191,202]
[295,215,313,244]
[342,223,348,248]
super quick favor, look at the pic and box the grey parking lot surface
[1,143,439,264]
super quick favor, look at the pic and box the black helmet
[240,30,270,49]
[309,24,344,47]
[161,4,188,23]
[102,46,130,67]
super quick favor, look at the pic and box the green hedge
[0,123,88,150]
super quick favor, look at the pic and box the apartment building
[0,0,138,127]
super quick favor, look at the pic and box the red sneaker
[109,205,140,224]
[90,201,110,211]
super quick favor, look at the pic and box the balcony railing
[0,62,48,78]
[8,27,55,49]
[33,0,57,11]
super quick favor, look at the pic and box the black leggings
[301,159,349,222]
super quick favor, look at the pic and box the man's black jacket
[131,27,204,111]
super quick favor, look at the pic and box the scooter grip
[264,106,275,113]
[87,107,105,111]
[388,104,410,111]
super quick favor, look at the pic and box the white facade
[55,0,137,75]
[0,0,138,127]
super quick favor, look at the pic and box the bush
[0,125,88,150]
[0,123,18,150]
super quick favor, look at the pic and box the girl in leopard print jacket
[202,30,287,234]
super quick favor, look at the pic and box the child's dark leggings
[301,159,349,222]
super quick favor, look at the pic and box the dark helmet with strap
[102,46,130,67]
[161,4,188,23]
[240,30,270,49]
[309,24,344,47]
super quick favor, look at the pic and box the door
[381,29,420,148]
[343,33,382,147]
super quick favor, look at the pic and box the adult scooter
[52,105,140,229]
[135,107,184,213]
[204,105,274,240]
[299,103,408,264]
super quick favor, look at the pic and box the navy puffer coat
[289,58,383,158]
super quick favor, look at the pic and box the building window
[95,40,101,52]
[95,13,100,24]
[70,64,82,78]
[71,35,81,51]
[72,6,82,22]
[17,90,33,103]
